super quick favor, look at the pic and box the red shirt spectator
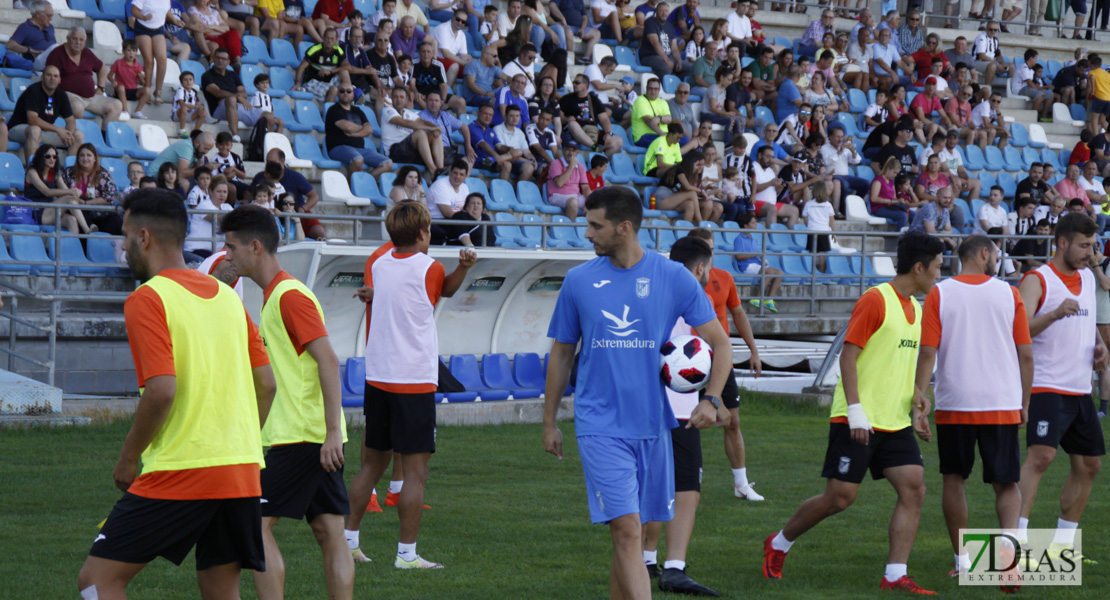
[910,90,943,120]
[911,47,949,82]
[312,0,354,24]
[1071,141,1091,165]
[944,96,972,126]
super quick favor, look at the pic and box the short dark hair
[123,189,189,246]
[895,231,945,275]
[685,227,713,242]
[484,4,497,12]
[1029,161,1042,170]
[737,212,757,227]
[216,131,233,145]
[520,43,537,55]
[584,187,643,232]
[590,154,609,169]
[667,122,684,135]
[138,176,157,185]
[931,133,946,146]
[1024,48,1038,61]
[122,38,137,51]
[194,165,211,178]
[600,56,617,67]
[253,73,270,86]
[1015,196,1036,210]
[818,49,835,61]
[265,161,283,179]
[957,234,995,262]
[505,104,521,115]
[349,9,363,18]
[1056,211,1098,244]
[450,158,469,172]
[990,185,1004,195]
[220,205,280,253]
[1068,198,1086,210]
[669,236,712,271]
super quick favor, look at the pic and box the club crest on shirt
[636,277,650,298]
[1036,420,1049,437]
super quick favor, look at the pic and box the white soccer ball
[660,334,713,393]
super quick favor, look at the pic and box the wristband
[846,403,871,431]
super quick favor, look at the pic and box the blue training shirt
[547,250,716,439]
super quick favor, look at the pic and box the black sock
[1100,400,1108,413]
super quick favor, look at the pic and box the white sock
[1017,517,1029,543]
[1018,517,1029,531]
[771,531,794,553]
[344,529,359,550]
[389,480,403,494]
[884,563,907,581]
[80,586,98,600]
[397,541,417,561]
[664,559,686,571]
[955,553,971,571]
[733,468,749,489]
[643,550,657,565]
[1053,518,1078,545]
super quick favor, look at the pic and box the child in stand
[701,145,722,187]
[138,176,157,188]
[173,71,208,138]
[186,165,212,212]
[1071,129,1093,166]
[397,54,414,90]
[339,10,365,45]
[120,161,144,200]
[863,89,889,132]
[109,39,151,120]
[617,76,638,108]
[895,172,922,213]
[480,5,499,45]
[187,175,234,257]
[586,154,608,192]
[369,0,398,35]
[210,131,251,204]
[801,180,836,271]
[249,73,284,133]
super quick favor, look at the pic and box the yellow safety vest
[831,283,921,431]
[138,276,264,474]
[260,277,347,446]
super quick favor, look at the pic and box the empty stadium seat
[845,194,884,224]
[493,213,522,247]
[983,146,1005,171]
[651,219,676,251]
[821,254,857,285]
[550,215,589,247]
[180,60,206,82]
[75,120,124,158]
[264,133,312,169]
[482,354,541,399]
[613,45,651,73]
[295,101,326,130]
[272,99,311,132]
[490,179,530,212]
[0,153,25,192]
[92,19,123,54]
[85,232,126,276]
[767,223,802,252]
[1010,122,1030,147]
[450,354,510,401]
[160,59,182,93]
[241,36,271,65]
[46,0,87,19]
[1052,102,1083,126]
[99,0,126,18]
[294,135,343,169]
[341,357,365,407]
[518,180,561,215]
[611,125,645,155]
[512,352,546,390]
[138,124,170,154]
[350,171,388,207]
[1027,123,1051,149]
[0,235,31,273]
[1002,147,1023,172]
[46,236,105,276]
[7,230,57,275]
[0,83,14,112]
[321,171,371,207]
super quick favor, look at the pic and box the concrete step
[0,367,63,415]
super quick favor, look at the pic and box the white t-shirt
[494,123,528,151]
[502,59,536,98]
[496,13,518,38]
[250,91,273,113]
[1012,62,1034,94]
[1080,176,1106,212]
[432,22,467,59]
[426,178,469,219]
[584,64,611,103]
[802,199,835,231]
[591,0,616,22]
[971,32,997,59]
[974,202,1008,234]
[753,162,777,204]
[185,199,231,253]
[969,99,994,129]
[863,103,887,131]
[381,105,417,156]
[937,147,963,173]
[133,0,170,28]
[724,12,751,40]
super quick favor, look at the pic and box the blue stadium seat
[860,255,890,285]
[573,216,589,243]
[294,135,343,168]
[0,153,25,192]
[241,36,271,65]
[983,146,1005,172]
[75,120,124,158]
[780,253,814,283]
[1071,103,1087,122]
[341,357,365,407]
[633,155,661,186]
[101,158,130,190]
[47,236,105,276]
[450,354,510,401]
[964,145,987,171]
[1021,147,1040,170]
[755,106,774,125]
[0,83,14,111]
[712,252,740,277]
[482,353,541,399]
[613,45,652,73]
[971,198,987,219]
[719,221,740,246]
[493,213,522,247]
[272,99,310,132]
[977,172,996,198]
[651,219,676,251]
[520,214,567,247]
[240,64,265,94]
[1002,147,1023,172]
[7,230,58,275]
[638,227,656,249]
[821,253,857,285]
[351,172,388,207]
[1060,148,1071,165]
[550,215,589,247]
[354,0,377,15]
[85,232,127,276]
[71,0,114,20]
[99,0,126,19]
[855,164,875,181]
[518,180,561,215]
[512,352,546,390]
[767,223,802,252]
[294,100,325,130]
[273,67,313,100]
[490,178,530,212]
[297,40,314,59]
[611,125,645,155]
[1010,122,1029,147]
[997,172,1017,199]
[266,39,299,68]
[1041,148,1063,172]
[661,74,681,95]
[617,153,658,185]
[0,235,31,273]
[847,88,868,113]
[10,77,31,101]
[181,59,206,82]
[106,122,157,160]
[1046,59,1062,79]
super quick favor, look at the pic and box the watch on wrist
[702,395,721,409]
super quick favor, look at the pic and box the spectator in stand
[689,39,719,97]
[643,122,684,180]
[559,75,623,158]
[747,46,778,106]
[295,28,347,103]
[1087,54,1110,135]
[8,64,82,159]
[493,73,529,127]
[724,0,758,56]
[493,104,537,181]
[411,41,467,114]
[156,161,188,199]
[1089,128,1110,177]
[312,0,354,34]
[910,33,949,83]
[707,67,749,136]
[131,0,186,107]
[1054,58,1088,108]
[944,84,983,148]
[369,0,399,35]
[1011,218,1053,272]
[501,43,539,98]
[325,83,394,181]
[187,0,242,65]
[895,10,924,55]
[1072,130,1093,166]
[546,141,589,218]
[201,48,255,143]
[426,159,471,243]
[668,0,700,42]
[822,125,868,200]
[382,87,445,179]
[870,27,913,90]
[1055,163,1093,217]
[667,83,698,142]
[461,44,503,108]
[1079,160,1109,227]
[848,8,874,44]
[549,0,601,64]
[750,122,789,168]
[752,145,799,227]
[585,57,624,122]
[914,154,950,206]
[862,88,888,133]
[62,143,123,235]
[1013,49,1054,123]
[592,0,624,45]
[631,77,673,148]
[639,2,685,78]
[469,102,516,179]
[392,16,430,59]
[529,76,562,128]
[421,89,474,165]
[732,212,782,311]
[798,9,834,60]
[658,149,715,222]
[944,37,979,82]
[250,148,327,239]
[869,156,909,229]
[447,193,495,246]
[353,30,393,111]
[46,29,125,135]
[974,185,1010,234]
[1017,162,1059,206]
[25,144,87,233]
[871,121,917,176]
[586,154,608,192]
[969,92,1008,149]
[844,27,873,91]
[526,107,560,167]
[6,1,55,72]
[1009,196,1038,237]
[775,65,803,125]
[909,186,957,256]
[971,22,1012,86]
[909,76,951,141]
[431,8,472,87]
[109,39,150,120]
[148,130,212,183]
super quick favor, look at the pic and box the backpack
[245,119,268,162]
[1,196,37,225]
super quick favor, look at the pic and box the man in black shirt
[9,64,82,158]
[359,29,398,112]
[871,123,917,176]
[862,115,913,158]
[557,75,624,158]
[294,28,347,103]
[324,84,394,180]
[201,48,252,143]
[1015,162,1060,206]
[410,41,466,115]
[1052,58,1087,108]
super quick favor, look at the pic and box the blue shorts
[577,435,674,525]
[134,23,165,37]
[1093,98,1110,117]
[635,133,659,149]
[329,144,391,168]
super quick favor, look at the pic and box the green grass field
[2,395,1105,599]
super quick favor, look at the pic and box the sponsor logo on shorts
[595,491,604,512]
[838,456,850,474]
[1037,421,1049,437]
[94,534,106,543]
[260,498,268,504]
[668,498,675,510]
[698,467,703,484]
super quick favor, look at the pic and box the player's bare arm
[729,305,761,377]
[839,343,873,446]
[1020,272,1078,336]
[912,345,935,443]
[253,364,276,427]
[305,336,345,472]
[689,318,734,429]
[543,340,576,459]
[1017,343,1033,427]
[115,374,176,491]
[443,248,478,297]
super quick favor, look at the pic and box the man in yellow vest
[78,190,277,599]
[762,231,945,596]
[220,205,354,599]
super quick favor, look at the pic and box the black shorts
[820,422,924,484]
[227,11,265,26]
[123,89,139,101]
[89,493,264,571]
[672,420,702,493]
[1027,392,1106,456]
[937,423,1021,483]
[807,233,831,253]
[389,136,423,165]
[260,443,350,521]
[364,382,437,454]
[721,371,741,410]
